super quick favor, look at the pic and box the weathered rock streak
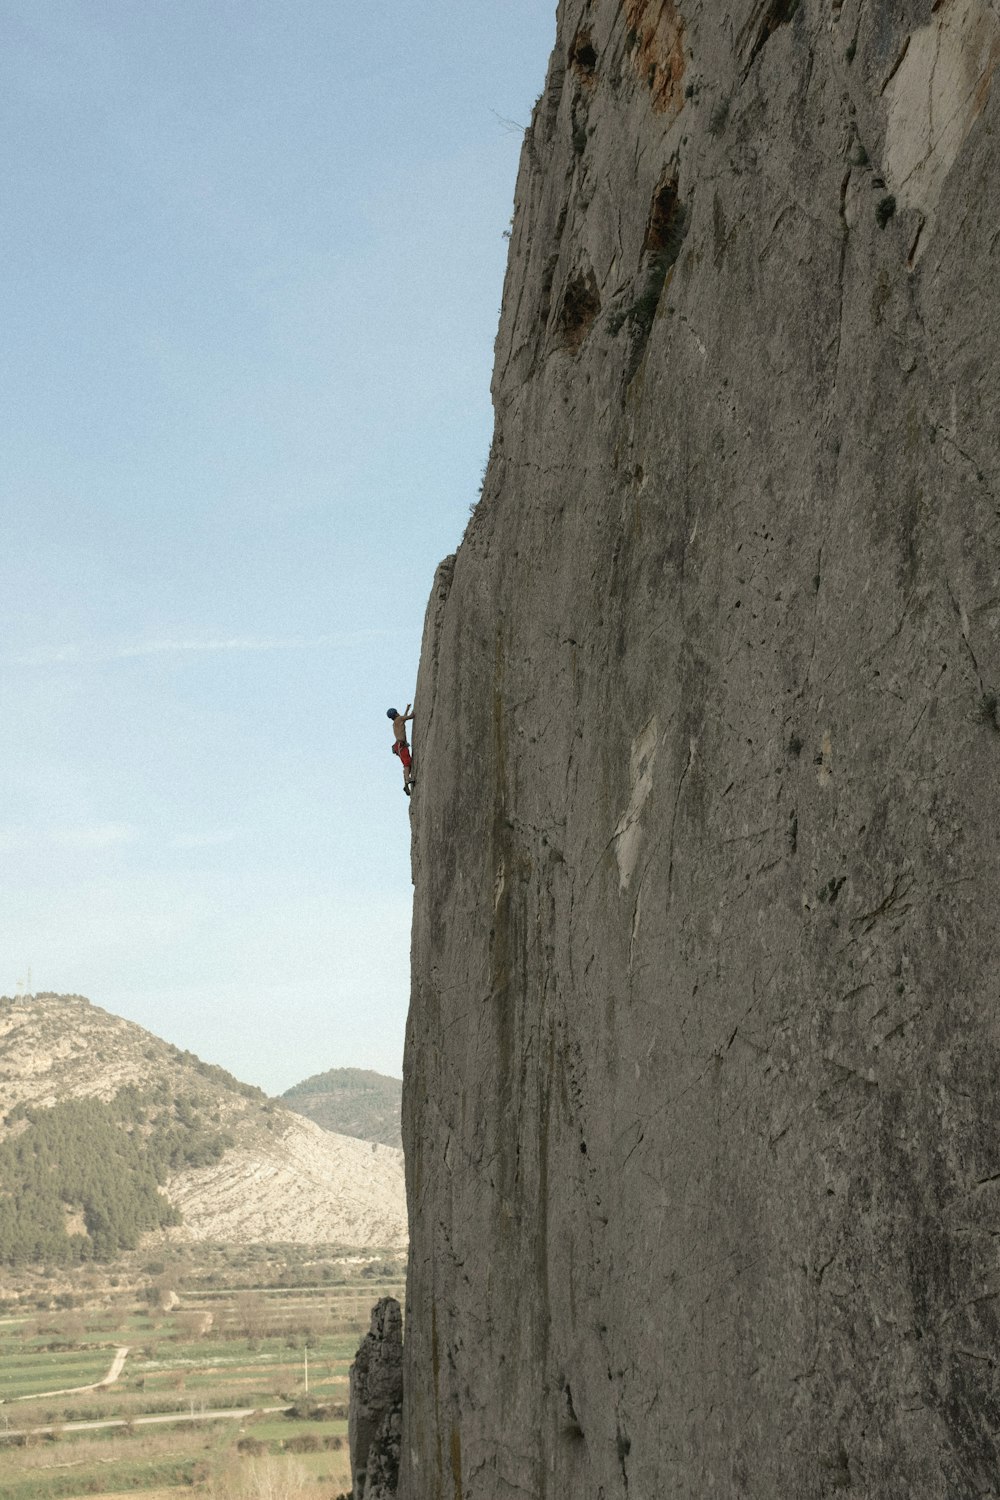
[404,0,1000,1494]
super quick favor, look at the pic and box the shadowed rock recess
[402,0,1000,1495]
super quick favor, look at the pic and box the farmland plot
[0,1270,403,1498]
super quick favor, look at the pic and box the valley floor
[0,1243,404,1500]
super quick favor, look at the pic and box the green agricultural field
[1,1351,117,1401]
[0,1263,403,1498]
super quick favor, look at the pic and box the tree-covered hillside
[0,1087,234,1264]
[0,994,407,1255]
[281,1068,402,1149]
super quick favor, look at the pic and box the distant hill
[0,994,406,1263]
[282,1068,402,1150]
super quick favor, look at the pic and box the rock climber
[387,704,415,795]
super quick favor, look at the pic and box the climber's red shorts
[393,740,412,769]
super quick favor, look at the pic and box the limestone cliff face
[403,1,1000,1494]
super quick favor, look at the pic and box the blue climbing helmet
[386,708,398,719]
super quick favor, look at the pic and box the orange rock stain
[624,0,687,115]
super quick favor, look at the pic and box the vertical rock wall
[403,1,1000,1494]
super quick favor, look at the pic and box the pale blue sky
[1,1,556,1092]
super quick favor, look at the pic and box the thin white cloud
[0,823,139,853]
[168,830,238,850]
[8,630,396,667]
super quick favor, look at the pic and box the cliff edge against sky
[403,1,1000,1494]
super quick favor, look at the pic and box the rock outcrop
[349,1298,404,1500]
[402,0,1000,1495]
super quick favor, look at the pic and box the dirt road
[8,1346,129,1403]
[1,1402,290,1437]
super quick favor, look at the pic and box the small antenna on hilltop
[15,968,32,999]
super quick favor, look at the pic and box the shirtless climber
[387,704,415,795]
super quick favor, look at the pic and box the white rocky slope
[0,994,158,1114]
[0,993,406,1249]
[166,1115,406,1246]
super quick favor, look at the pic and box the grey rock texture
[349,1297,403,1500]
[402,0,1000,1496]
